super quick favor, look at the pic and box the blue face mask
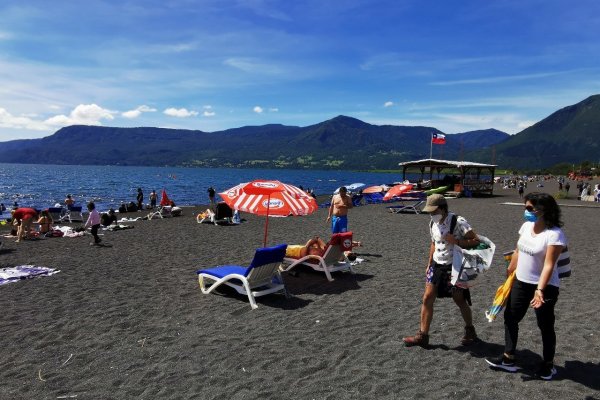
[523,210,538,222]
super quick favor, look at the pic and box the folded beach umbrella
[485,270,516,322]
[362,185,386,194]
[160,189,172,206]
[219,180,318,246]
[333,183,366,194]
[383,184,413,201]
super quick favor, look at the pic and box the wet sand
[1,181,599,399]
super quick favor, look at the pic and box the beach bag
[451,235,496,288]
[557,246,571,278]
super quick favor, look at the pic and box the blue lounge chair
[48,207,65,222]
[363,192,384,204]
[197,244,288,309]
[60,205,84,223]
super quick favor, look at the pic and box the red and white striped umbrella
[219,180,317,246]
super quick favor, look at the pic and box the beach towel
[485,270,516,322]
[53,225,85,238]
[0,265,60,286]
[451,235,496,288]
[118,217,142,222]
[106,224,134,231]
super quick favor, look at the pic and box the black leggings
[504,279,559,362]
[91,224,100,243]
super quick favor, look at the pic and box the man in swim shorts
[327,186,353,233]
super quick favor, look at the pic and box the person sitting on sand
[101,208,118,227]
[37,209,53,234]
[11,207,38,242]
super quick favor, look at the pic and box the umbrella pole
[263,195,271,247]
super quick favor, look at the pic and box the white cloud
[163,107,199,118]
[224,57,284,75]
[269,107,279,112]
[429,70,578,86]
[122,105,157,119]
[45,104,115,127]
[253,106,264,113]
[384,101,394,107]
[517,120,536,130]
[202,105,215,116]
[0,108,48,131]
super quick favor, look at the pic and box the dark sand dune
[1,181,599,399]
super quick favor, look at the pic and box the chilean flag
[432,133,446,145]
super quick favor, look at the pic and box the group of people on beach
[398,192,567,381]
[9,200,105,246]
[320,183,568,381]
[1,176,577,381]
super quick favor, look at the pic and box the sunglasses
[524,205,538,212]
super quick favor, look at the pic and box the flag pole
[263,194,271,247]
[430,133,433,159]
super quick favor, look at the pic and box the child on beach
[84,201,102,246]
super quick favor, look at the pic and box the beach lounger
[352,194,364,206]
[319,201,331,209]
[281,231,355,282]
[48,207,65,222]
[197,244,288,309]
[363,192,384,204]
[386,192,427,214]
[147,205,172,219]
[60,205,84,223]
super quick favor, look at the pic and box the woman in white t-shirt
[486,192,567,380]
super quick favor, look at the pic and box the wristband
[536,288,544,293]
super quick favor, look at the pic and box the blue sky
[1,0,599,141]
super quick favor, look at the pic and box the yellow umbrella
[485,251,516,322]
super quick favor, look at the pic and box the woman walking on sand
[486,192,567,380]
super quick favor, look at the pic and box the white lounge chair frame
[197,244,288,309]
[386,193,427,214]
[48,207,65,222]
[281,232,355,282]
[148,205,172,220]
[60,206,84,223]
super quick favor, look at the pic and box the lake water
[0,163,413,211]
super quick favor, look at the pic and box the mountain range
[0,95,598,171]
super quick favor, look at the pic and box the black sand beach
[1,181,599,399]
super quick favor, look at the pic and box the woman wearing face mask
[486,192,566,380]
[403,194,480,348]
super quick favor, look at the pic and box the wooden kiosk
[398,158,497,196]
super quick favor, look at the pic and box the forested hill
[0,116,509,170]
[2,95,599,170]
[467,94,600,170]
